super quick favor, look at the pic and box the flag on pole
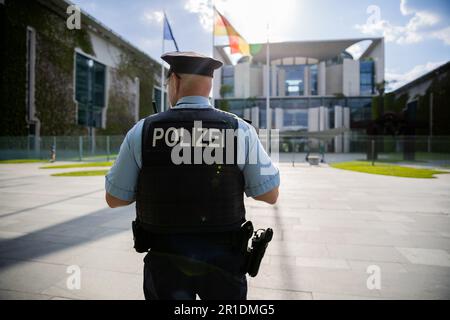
[214,8,250,56]
[163,12,179,51]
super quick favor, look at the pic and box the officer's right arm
[240,121,280,205]
[105,193,133,208]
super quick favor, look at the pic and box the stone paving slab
[0,162,449,299]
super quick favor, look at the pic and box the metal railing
[1,134,449,167]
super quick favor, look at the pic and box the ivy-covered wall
[98,51,159,135]
[416,72,450,135]
[1,0,159,137]
[371,71,450,135]
[1,0,94,136]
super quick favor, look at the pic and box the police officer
[105,51,280,300]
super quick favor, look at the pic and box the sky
[72,0,450,91]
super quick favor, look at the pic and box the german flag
[214,7,250,56]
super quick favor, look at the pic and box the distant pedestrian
[50,144,56,163]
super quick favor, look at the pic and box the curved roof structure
[215,37,383,64]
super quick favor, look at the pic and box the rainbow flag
[214,8,250,56]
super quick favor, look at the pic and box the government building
[212,38,385,134]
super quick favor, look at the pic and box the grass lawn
[330,161,448,178]
[0,159,46,164]
[51,170,108,177]
[41,161,113,169]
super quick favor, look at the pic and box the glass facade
[221,65,234,98]
[309,64,318,96]
[75,53,106,128]
[218,96,372,130]
[280,65,305,96]
[283,110,308,129]
[360,60,375,95]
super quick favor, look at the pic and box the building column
[263,65,269,97]
[275,107,283,129]
[212,66,222,100]
[319,106,329,131]
[271,65,278,96]
[251,106,259,129]
[304,65,310,96]
[244,108,251,121]
[334,105,343,152]
[308,107,319,132]
[277,67,286,97]
[334,105,343,128]
[343,107,350,129]
[318,61,326,96]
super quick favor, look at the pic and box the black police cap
[161,51,223,78]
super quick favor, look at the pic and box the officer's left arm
[105,120,143,208]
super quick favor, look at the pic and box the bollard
[371,139,375,166]
[106,136,110,162]
[79,136,83,162]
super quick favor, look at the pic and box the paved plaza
[0,162,449,299]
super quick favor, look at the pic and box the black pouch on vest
[132,219,152,253]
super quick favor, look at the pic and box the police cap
[161,51,223,78]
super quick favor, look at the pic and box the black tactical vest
[136,107,246,233]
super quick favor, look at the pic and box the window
[360,60,375,95]
[75,53,106,128]
[281,65,305,96]
[310,64,318,96]
[221,65,234,98]
[283,110,308,128]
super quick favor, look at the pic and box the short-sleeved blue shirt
[105,96,280,201]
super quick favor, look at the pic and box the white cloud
[184,0,299,42]
[142,10,164,25]
[431,26,450,45]
[184,0,216,32]
[355,0,444,45]
[386,61,446,91]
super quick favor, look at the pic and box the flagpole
[211,0,215,101]
[160,13,166,112]
[265,22,271,151]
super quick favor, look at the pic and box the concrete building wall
[318,61,326,96]
[263,64,269,98]
[250,67,263,97]
[244,108,251,121]
[334,105,343,128]
[213,67,222,100]
[275,108,283,129]
[304,65,310,96]
[271,65,278,97]
[308,106,329,132]
[319,106,329,131]
[343,107,350,129]
[326,64,343,95]
[396,79,433,103]
[263,65,281,98]
[343,59,360,96]
[277,67,286,97]
[363,38,385,84]
[251,106,260,128]
[88,32,122,68]
[234,62,250,98]
[308,107,319,132]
